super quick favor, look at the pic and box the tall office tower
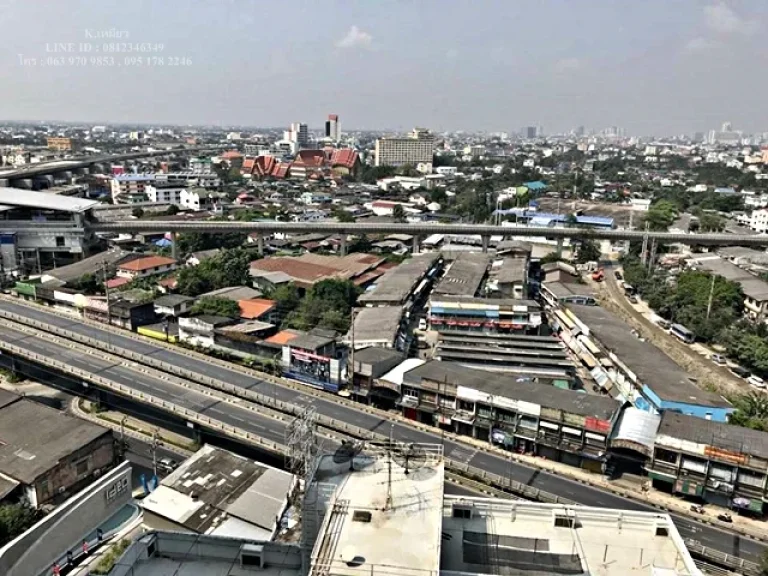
[325,114,340,142]
[575,125,585,137]
[525,126,537,139]
[722,121,733,132]
[288,123,309,148]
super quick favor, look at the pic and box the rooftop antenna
[385,423,394,510]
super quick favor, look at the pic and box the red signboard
[585,417,611,434]
[291,349,330,363]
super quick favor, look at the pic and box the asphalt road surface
[0,300,764,562]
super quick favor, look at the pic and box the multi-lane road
[0,298,763,563]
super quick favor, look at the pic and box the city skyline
[1,0,768,134]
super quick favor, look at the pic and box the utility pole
[151,428,159,477]
[640,222,650,266]
[120,416,127,458]
[102,259,112,328]
[647,238,657,273]
[349,308,356,394]
[706,274,716,321]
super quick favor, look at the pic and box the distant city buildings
[284,122,309,150]
[46,137,73,151]
[708,121,742,145]
[374,127,435,170]
[325,113,340,142]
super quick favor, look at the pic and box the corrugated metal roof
[609,407,661,455]
[0,188,98,213]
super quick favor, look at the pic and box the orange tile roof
[118,255,176,272]
[330,148,358,169]
[106,277,131,289]
[265,330,301,345]
[238,298,277,320]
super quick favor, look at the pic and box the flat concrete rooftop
[440,497,701,576]
[309,443,445,576]
[108,532,302,576]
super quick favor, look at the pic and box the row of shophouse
[537,291,768,513]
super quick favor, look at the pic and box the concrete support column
[340,235,347,257]
[412,235,420,254]
[481,235,490,253]
[171,231,178,260]
[556,237,564,258]
[256,233,264,257]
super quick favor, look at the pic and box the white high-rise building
[375,128,435,169]
[325,114,340,142]
[285,122,309,149]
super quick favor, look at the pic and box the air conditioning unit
[240,543,264,570]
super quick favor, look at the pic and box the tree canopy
[729,391,768,432]
[177,231,247,255]
[0,502,40,547]
[722,322,768,380]
[574,240,601,264]
[284,279,360,332]
[642,200,677,231]
[622,258,743,343]
[392,204,406,223]
[177,249,251,297]
[191,296,241,319]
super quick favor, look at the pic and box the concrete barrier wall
[0,461,132,576]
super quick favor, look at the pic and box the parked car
[628,295,638,304]
[710,353,727,365]
[748,375,766,389]
[730,366,751,379]
[614,270,623,280]
[418,318,427,331]
[656,319,671,330]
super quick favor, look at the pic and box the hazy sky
[1,0,767,135]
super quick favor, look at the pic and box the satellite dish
[333,440,366,471]
[392,443,428,474]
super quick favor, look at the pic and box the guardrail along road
[0,299,763,570]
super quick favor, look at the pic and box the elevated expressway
[87,220,768,255]
[0,298,762,572]
[0,146,220,187]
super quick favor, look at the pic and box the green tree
[575,240,601,264]
[177,249,251,296]
[565,213,578,227]
[177,232,246,255]
[164,204,180,216]
[268,282,301,319]
[191,297,241,318]
[333,208,356,223]
[429,188,447,204]
[392,204,407,223]
[0,502,40,546]
[69,272,101,294]
[131,207,144,219]
[288,279,360,332]
[398,163,420,177]
[729,392,768,431]
[643,200,677,231]
[696,212,725,232]
[359,165,396,184]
